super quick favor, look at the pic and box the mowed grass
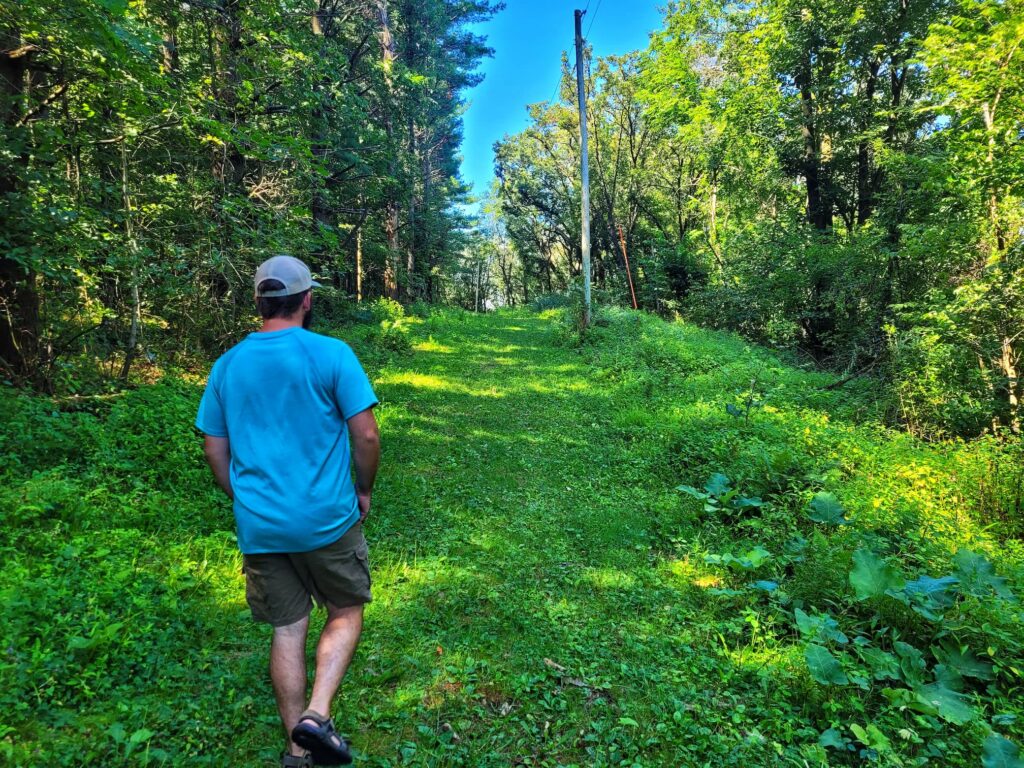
[1,307,1021,766]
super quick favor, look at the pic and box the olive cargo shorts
[242,522,372,627]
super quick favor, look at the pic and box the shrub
[885,323,998,439]
[530,292,570,312]
[309,285,358,327]
[368,297,406,324]
[0,385,100,474]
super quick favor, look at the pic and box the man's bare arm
[203,435,234,500]
[348,408,380,521]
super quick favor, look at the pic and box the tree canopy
[0,0,499,389]
[489,0,1024,438]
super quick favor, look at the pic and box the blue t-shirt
[195,327,378,554]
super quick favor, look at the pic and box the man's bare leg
[270,614,311,756]
[299,603,364,745]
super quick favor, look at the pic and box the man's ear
[303,291,313,310]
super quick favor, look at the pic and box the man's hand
[348,407,380,523]
[357,491,372,523]
[202,435,234,500]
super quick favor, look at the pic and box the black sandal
[281,751,313,767]
[291,710,352,766]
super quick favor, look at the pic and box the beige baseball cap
[254,255,322,297]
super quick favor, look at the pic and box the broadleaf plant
[806,492,850,525]
[849,549,905,600]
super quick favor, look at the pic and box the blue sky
[459,1,667,205]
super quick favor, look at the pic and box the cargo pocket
[242,562,271,622]
[353,543,372,601]
[318,539,372,607]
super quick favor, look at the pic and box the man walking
[196,255,380,766]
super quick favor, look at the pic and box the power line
[546,5,591,107]
[584,0,603,39]
[546,62,576,106]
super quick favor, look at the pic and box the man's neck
[259,316,303,333]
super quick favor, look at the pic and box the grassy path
[347,312,760,767]
[4,308,1019,766]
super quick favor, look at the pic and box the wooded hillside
[488,0,1023,440]
[0,0,497,390]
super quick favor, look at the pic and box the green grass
[1,306,1021,766]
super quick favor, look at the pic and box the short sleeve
[334,344,378,420]
[195,361,228,437]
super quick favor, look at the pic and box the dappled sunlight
[11,308,1020,766]
[468,529,527,558]
[377,370,507,399]
[723,644,800,677]
[523,379,592,395]
[668,558,723,590]
[581,566,639,590]
[463,426,546,446]
[368,556,484,614]
[413,339,454,354]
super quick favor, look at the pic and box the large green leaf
[731,494,765,511]
[933,641,994,681]
[806,492,849,525]
[850,723,891,752]
[739,546,771,569]
[676,484,709,501]
[905,575,958,606]
[982,736,1024,768]
[704,473,732,497]
[805,644,849,686]
[849,549,905,601]
[913,682,975,725]
[953,550,1015,601]
[794,608,848,645]
[818,728,848,750]
[933,664,965,692]
[894,641,927,687]
[904,574,959,620]
[706,546,771,571]
[859,647,901,681]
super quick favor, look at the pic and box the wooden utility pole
[574,9,591,327]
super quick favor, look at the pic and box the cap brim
[310,279,323,288]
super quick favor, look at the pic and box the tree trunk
[707,170,723,270]
[982,102,1006,252]
[1001,336,1020,433]
[415,138,434,300]
[405,119,418,298]
[0,26,41,383]
[310,1,336,276]
[796,58,829,230]
[162,14,179,74]
[474,260,481,311]
[856,60,879,226]
[212,0,245,190]
[118,136,141,381]
[376,0,400,300]
[355,227,363,302]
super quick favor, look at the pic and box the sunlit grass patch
[723,644,799,676]
[413,338,454,354]
[580,566,639,590]
[668,557,723,589]
[376,370,506,398]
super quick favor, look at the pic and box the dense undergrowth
[1,302,1021,766]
